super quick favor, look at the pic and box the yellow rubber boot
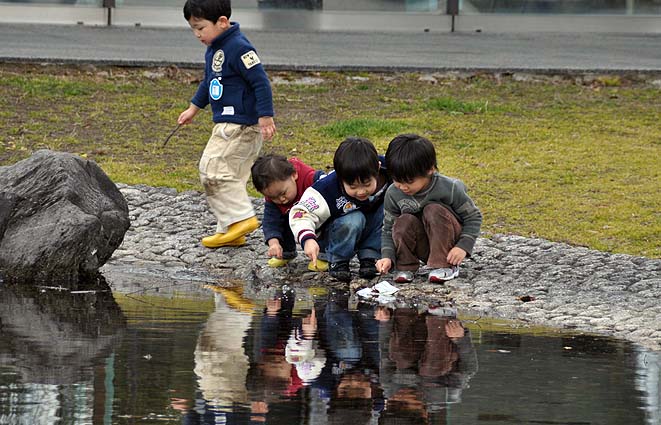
[201,216,260,248]
[201,235,246,248]
[267,257,291,268]
[308,259,329,272]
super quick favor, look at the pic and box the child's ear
[217,16,230,29]
[292,171,299,181]
[428,167,435,176]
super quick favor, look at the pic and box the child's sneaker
[427,305,458,317]
[329,261,351,282]
[416,265,434,276]
[267,257,291,268]
[308,259,329,272]
[393,270,414,283]
[358,258,377,279]
[428,266,459,283]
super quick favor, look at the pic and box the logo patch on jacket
[299,197,319,212]
[399,198,421,214]
[241,50,261,69]
[212,50,225,73]
[209,78,223,100]
[336,196,357,213]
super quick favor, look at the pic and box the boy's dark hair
[386,134,438,183]
[333,137,380,184]
[251,154,296,193]
[183,0,231,22]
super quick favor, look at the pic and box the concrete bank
[102,184,661,351]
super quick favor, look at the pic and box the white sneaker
[416,265,434,276]
[428,266,459,283]
[393,270,414,283]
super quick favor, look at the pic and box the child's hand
[447,247,467,266]
[258,116,276,141]
[376,258,392,274]
[375,306,391,322]
[445,319,465,339]
[177,104,200,125]
[303,239,320,267]
[267,238,283,258]
[301,308,317,337]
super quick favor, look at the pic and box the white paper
[356,280,400,300]
[373,281,399,295]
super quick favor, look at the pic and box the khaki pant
[199,122,262,234]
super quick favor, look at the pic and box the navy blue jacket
[289,156,390,247]
[191,23,274,125]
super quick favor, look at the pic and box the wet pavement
[103,184,661,352]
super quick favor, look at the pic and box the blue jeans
[319,205,383,263]
[324,296,362,366]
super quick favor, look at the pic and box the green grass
[320,118,409,139]
[425,96,490,114]
[1,64,659,258]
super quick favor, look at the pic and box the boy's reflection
[313,294,385,424]
[285,308,326,386]
[183,286,254,424]
[378,306,478,424]
[246,288,297,422]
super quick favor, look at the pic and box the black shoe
[358,258,377,279]
[329,261,351,282]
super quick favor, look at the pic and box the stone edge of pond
[104,183,661,352]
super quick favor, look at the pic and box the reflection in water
[0,280,659,424]
[0,280,126,424]
[380,306,478,422]
[185,288,476,424]
[193,287,253,416]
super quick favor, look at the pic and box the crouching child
[376,134,482,283]
[251,154,325,268]
[289,137,391,282]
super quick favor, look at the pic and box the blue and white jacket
[191,23,274,125]
[289,158,390,247]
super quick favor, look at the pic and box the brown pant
[389,308,458,378]
[391,204,462,271]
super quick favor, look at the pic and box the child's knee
[393,213,421,235]
[331,212,366,235]
[423,204,454,222]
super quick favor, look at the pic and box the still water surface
[0,281,658,424]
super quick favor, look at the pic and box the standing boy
[376,134,482,283]
[251,154,325,269]
[178,0,276,248]
[289,137,390,282]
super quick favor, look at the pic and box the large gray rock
[0,150,130,284]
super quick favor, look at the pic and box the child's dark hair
[183,0,231,22]
[333,137,380,184]
[386,134,438,183]
[251,154,296,193]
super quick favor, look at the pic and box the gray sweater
[381,172,482,262]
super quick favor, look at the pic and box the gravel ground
[102,184,661,351]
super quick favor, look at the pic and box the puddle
[0,278,659,424]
